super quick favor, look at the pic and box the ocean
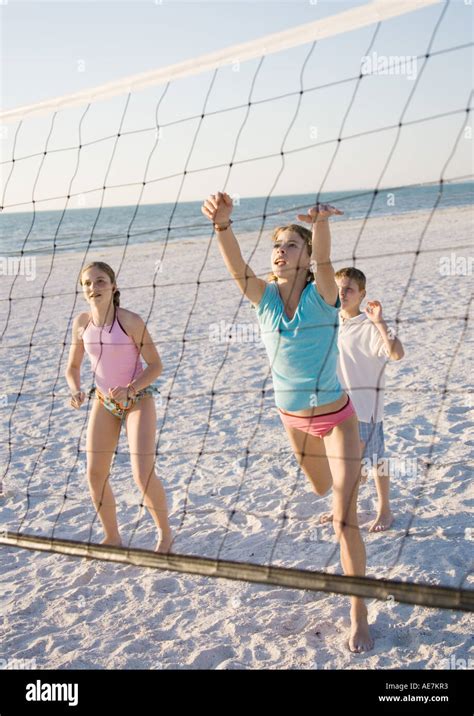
[0,181,472,258]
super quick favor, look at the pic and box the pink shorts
[278,395,356,438]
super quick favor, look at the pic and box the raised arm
[296,203,343,307]
[201,191,266,306]
[364,301,405,361]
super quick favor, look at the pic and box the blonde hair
[79,261,120,306]
[334,266,366,291]
[268,224,313,283]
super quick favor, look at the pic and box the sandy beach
[0,204,472,669]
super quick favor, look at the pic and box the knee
[312,482,331,498]
[133,471,156,492]
[332,518,343,542]
[308,473,332,497]
[332,516,358,542]
[86,468,109,488]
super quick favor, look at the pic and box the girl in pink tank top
[81,305,147,411]
[65,261,171,554]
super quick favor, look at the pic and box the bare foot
[155,533,172,554]
[369,511,394,533]
[319,512,333,525]
[101,536,122,547]
[348,609,374,653]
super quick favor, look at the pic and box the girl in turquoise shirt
[201,191,373,653]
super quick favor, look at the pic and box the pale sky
[1,0,472,211]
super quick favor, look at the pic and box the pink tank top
[82,307,144,394]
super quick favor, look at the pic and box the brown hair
[79,261,121,306]
[268,224,313,283]
[334,266,366,291]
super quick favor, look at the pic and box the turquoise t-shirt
[255,281,343,411]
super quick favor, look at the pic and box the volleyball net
[0,0,473,611]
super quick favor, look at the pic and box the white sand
[0,205,472,669]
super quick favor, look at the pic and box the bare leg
[125,397,172,553]
[324,415,374,653]
[86,399,122,545]
[319,439,366,525]
[369,459,394,532]
[281,420,333,497]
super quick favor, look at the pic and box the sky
[0,0,472,210]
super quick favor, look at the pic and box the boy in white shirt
[334,267,405,532]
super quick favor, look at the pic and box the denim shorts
[358,420,385,466]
